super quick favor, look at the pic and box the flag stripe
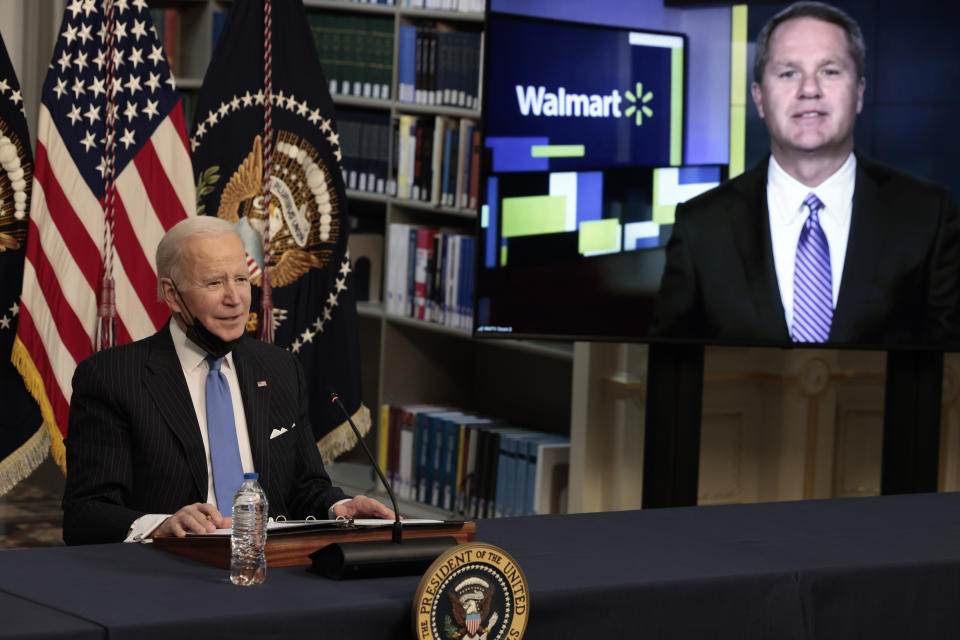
[17,307,72,436]
[145,114,195,225]
[131,137,189,233]
[32,142,104,293]
[111,193,170,330]
[27,222,94,366]
[36,107,107,254]
[167,99,191,159]
[25,178,98,335]
[21,265,83,415]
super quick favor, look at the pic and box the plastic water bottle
[230,472,268,585]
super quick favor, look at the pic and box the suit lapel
[143,325,207,499]
[233,340,271,482]
[729,161,791,340]
[831,158,887,341]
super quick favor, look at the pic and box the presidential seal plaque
[413,542,530,640]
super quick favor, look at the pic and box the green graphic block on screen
[531,145,585,158]
[578,218,621,254]
[501,196,568,238]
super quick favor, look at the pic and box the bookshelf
[153,0,574,517]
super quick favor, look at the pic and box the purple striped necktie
[792,193,833,343]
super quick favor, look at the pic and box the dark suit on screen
[651,155,960,347]
[62,323,347,545]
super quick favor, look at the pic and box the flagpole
[96,0,118,351]
[258,0,275,344]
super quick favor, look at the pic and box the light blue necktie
[205,356,244,512]
[792,193,833,343]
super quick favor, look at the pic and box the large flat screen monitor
[475,11,960,350]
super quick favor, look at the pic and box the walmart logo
[515,83,654,126]
[624,82,653,127]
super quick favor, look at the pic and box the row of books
[338,109,392,195]
[377,405,571,518]
[309,12,394,100]
[395,114,480,209]
[386,224,475,330]
[398,24,482,109]
[334,0,485,12]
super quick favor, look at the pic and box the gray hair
[156,215,239,299]
[753,1,866,83]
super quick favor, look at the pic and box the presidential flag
[0,32,44,495]
[13,0,194,470]
[190,0,368,462]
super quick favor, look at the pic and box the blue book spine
[398,25,417,103]
[443,419,459,510]
[525,438,539,516]
[431,415,445,507]
[441,127,454,208]
[460,236,475,330]
[416,414,433,503]
[460,124,474,209]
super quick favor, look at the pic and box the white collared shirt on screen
[767,153,856,334]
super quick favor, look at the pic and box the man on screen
[62,216,392,545]
[652,1,960,346]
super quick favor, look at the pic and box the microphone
[327,387,402,543]
[308,388,457,579]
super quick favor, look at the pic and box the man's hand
[332,495,396,520]
[151,503,230,538]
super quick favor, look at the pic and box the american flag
[13,0,194,470]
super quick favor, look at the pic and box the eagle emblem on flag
[214,130,340,289]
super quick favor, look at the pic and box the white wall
[0,0,25,79]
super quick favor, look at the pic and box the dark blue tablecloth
[1,492,958,639]
[0,590,102,639]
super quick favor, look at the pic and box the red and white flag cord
[95,0,118,351]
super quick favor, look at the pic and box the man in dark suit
[63,216,391,545]
[652,1,960,346]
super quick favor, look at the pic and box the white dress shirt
[767,153,856,334]
[126,321,255,541]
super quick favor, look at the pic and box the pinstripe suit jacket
[62,322,347,545]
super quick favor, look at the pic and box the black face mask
[171,282,245,359]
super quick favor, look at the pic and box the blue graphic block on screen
[486,136,550,172]
[678,166,721,184]
[483,177,499,268]
[576,171,603,224]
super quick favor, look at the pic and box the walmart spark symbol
[624,82,653,126]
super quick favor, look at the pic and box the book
[413,228,437,320]
[398,25,417,103]
[386,223,411,314]
[457,120,476,209]
[468,127,481,210]
[163,9,180,76]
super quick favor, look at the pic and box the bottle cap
[244,472,259,480]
